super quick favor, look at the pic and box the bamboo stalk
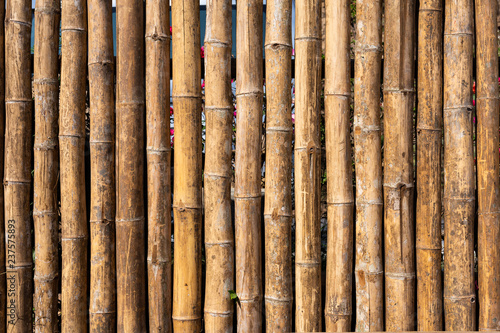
[146,0,171,331]
[171,0,203,331]
[203,0,234,332]
[264,0,293,331]
[33,0,60,330]
[115,0,147,330]
[234,0,264,331]
[294,0,322,330]
[4,0,33,330]
[324,0,354,330]
[0,0,6,330]
[475,0,500,329]
[443,0,476,330]
[353,0,384,330]
[416,0,444,330]
[88,0,116,330]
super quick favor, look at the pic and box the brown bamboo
[234,0,263,331]
[443,0,475,330]
[146,0,171,331]
[264,0,293,331]
[171,0,203,331]
[4,0,33,330]
[476,0,500,329]
[115,0,146,330]
[0,0,6,330]
[294,0,322,330]
[324,0,354,330]
[416,0,444,330]
[353,0,384,330]
[33,0,60,330]
[88,0,116,330]
[203,0,234,332]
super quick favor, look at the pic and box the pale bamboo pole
[416,0,444,330]
[33,0,60,330]
[171,0,203,331]
[324,0,354,330]
[353,0,384,330]
[476,0,500,329]
[0,0,6,330]
[443,0,476,330]
[88,0,116,330]
[294,0,322,330]
[146,0,171,331]
[264,0,293,331]
[203,0,234,332]
[4,0,33,330]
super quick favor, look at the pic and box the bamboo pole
[146,0,171,331]
[88,0,116,330]
[416,0,444,330]
[171,0,203,331]
[203,0,234,332]
[353,0,384,330]
[33,0,60,330]
[115,0,147,330]
[475,0,500,329]
[4,0,33,330]
[324,0,354,330]
[264,0,293,331]
[294,0,322,330]
[0,0,6,330]
[443,0,475,330]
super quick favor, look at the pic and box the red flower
[170,106,174,115]
[473,81,476,94]
[201,46,204,58]
[170,26,172,34]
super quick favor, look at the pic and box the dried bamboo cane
[294,0,322,330]
[416,0,444,330]
[146,0,171,331]
[0,0,6,330]
[33,0,60,330]
[4,0,33,330]
[203,0,234,332]
[115,0,147,330]
[475,0,500,329]
[353,0,384,330]
[443,0,476,330]
[324,0,354,330]
[171,0,203,331]
[264,0,293,331]
[88,0,116,330]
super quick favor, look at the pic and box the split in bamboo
[443,0,476,330]
[146,0,172,331]
[324,0,354,330]
[353,0,384,330]
[294,0,322,330]
[33,0,60,330]
[171,0,203,331]
[116,0,147,330]
[4,0,33,330]
[264,0,293,331]
[475,0,500,329]
[0,0,6,330]
[88,0,116,330]
[203,0,234,332]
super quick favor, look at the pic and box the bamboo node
[383,182,414,189]
[34,141,58,150]
[145,32,171,41]
[235,91,263,98]
[444,294,476,302]
[7,19,32,27]
[34,7,61,14]
[116,217,144,223]
[88,60,114,67]
[205,240,234,246]
[5,99,32,104]
[385,272,416,279]
[171,94,201,99]
[264,41,293,49]
[33,78,59,85]
[204,39,231,47]
[264,295,293,303]
[33,210,57,217]
[204,172,231,179]
[478,210,500,216]
[172,204,203,211]
[204,310,233,317]
[476,96,500,101]
[171,315,203,321]
[4,179,31,185]
[266,126,293,133]
[61,27,85,33]
[419,8,442,13]
[324,92,350,98]
[443,32,474,37]
[295,36,321,42]
[443,106,474,112]
[147,147,171,154]
[296,261,321,267]
[415,125,442,132]
[384,88,416,94]
[205,106,233,112]
[354,45,383,54]
[326,201,354,206]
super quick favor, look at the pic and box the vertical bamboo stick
[443,0,475,330]
[234,0,263,331]
[324,0,354,330]
[353,0,384,330]
[146,0,171,331]
[416,0,444,330]
[264,0,293,331]
[88,0,116,330]
[204,0,234,332]
[4,0,33,330]
[33,0,60,330]
[0,0,6,330]
[294,0,322,330]
[116,0,146,330]
[383,0,416,330]
[476,0,500,329]
[171,0,203,331]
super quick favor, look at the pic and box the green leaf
[228,290,241,307]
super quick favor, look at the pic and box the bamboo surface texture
[0,0,6,330]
